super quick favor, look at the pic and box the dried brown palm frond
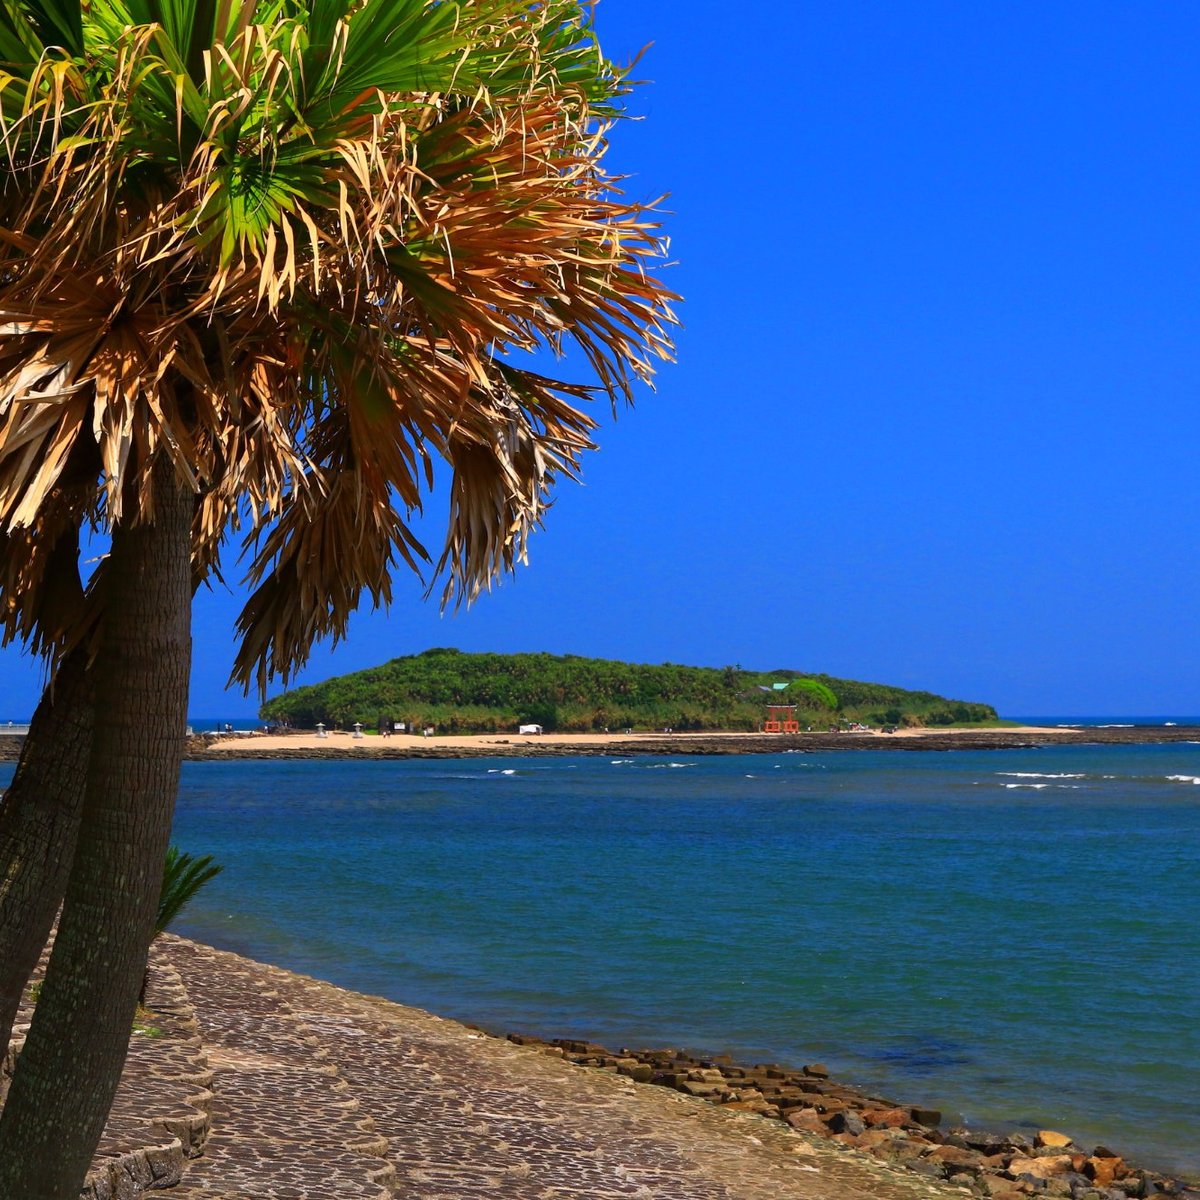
[0,0,677,687]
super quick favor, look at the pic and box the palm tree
[0,0,675,1193]
[0,509,95,1057]
[0,643,93,1057]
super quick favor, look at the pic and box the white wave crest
[1167,774,1200,785]
[998,772,1086,779]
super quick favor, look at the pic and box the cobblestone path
[162,938,394,1199]
[159,938,966,1200]
[4,941,213,1197]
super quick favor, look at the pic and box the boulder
[561,1040,607,1056]
[786,1110,827,1135]
[1010,1176,1047,1193]
[909,1157,949,1179]
[1085,1158,1127,1188]
[856,1129,903,1152]
[679,1080,724,1097]
[1010,1155,1075,1180]
[925,1145,986,1176]
[862,1105,910,1129]
[721,1099,769,1113]
[826,1111,866,1136]
[804,1062,830,1078]
[1038,1132,1076,1150]
[885,1140,935,1165]
[967,1133,1017,1155]
[911,1106,943,1127]
[1113,1175,1153,1198]
[980,1175,1024,1196]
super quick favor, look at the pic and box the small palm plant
[156,847,223,938]
[140,847,223,1004]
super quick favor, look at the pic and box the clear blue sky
[4,1,1199,719]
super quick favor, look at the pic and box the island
[257,647,1000,733]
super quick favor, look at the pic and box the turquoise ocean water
[5,741,1198,1175]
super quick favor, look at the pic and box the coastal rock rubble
[502,1034,1199,1200]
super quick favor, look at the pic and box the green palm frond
[0,0,677,683]
[156,845,223,936]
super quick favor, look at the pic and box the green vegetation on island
[260,649,998,732]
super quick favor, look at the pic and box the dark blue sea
[6,740,1199,1175]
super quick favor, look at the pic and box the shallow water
[7,742,1198,1174]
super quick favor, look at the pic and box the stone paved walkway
[158,937,967,1200]
[160,939,393,1199]
[4,941,213,1198]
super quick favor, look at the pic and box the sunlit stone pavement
[149,936,967,1200]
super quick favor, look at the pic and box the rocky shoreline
[2,725,1198,763]
[186,725,1200,760]
[497,1034,1200,1199]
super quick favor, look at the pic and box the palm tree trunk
[0,646,93,1056]
[0,462,193,1200]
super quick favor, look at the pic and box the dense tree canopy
[260,648,1000,731]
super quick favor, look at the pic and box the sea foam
[998,772,1086,780]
